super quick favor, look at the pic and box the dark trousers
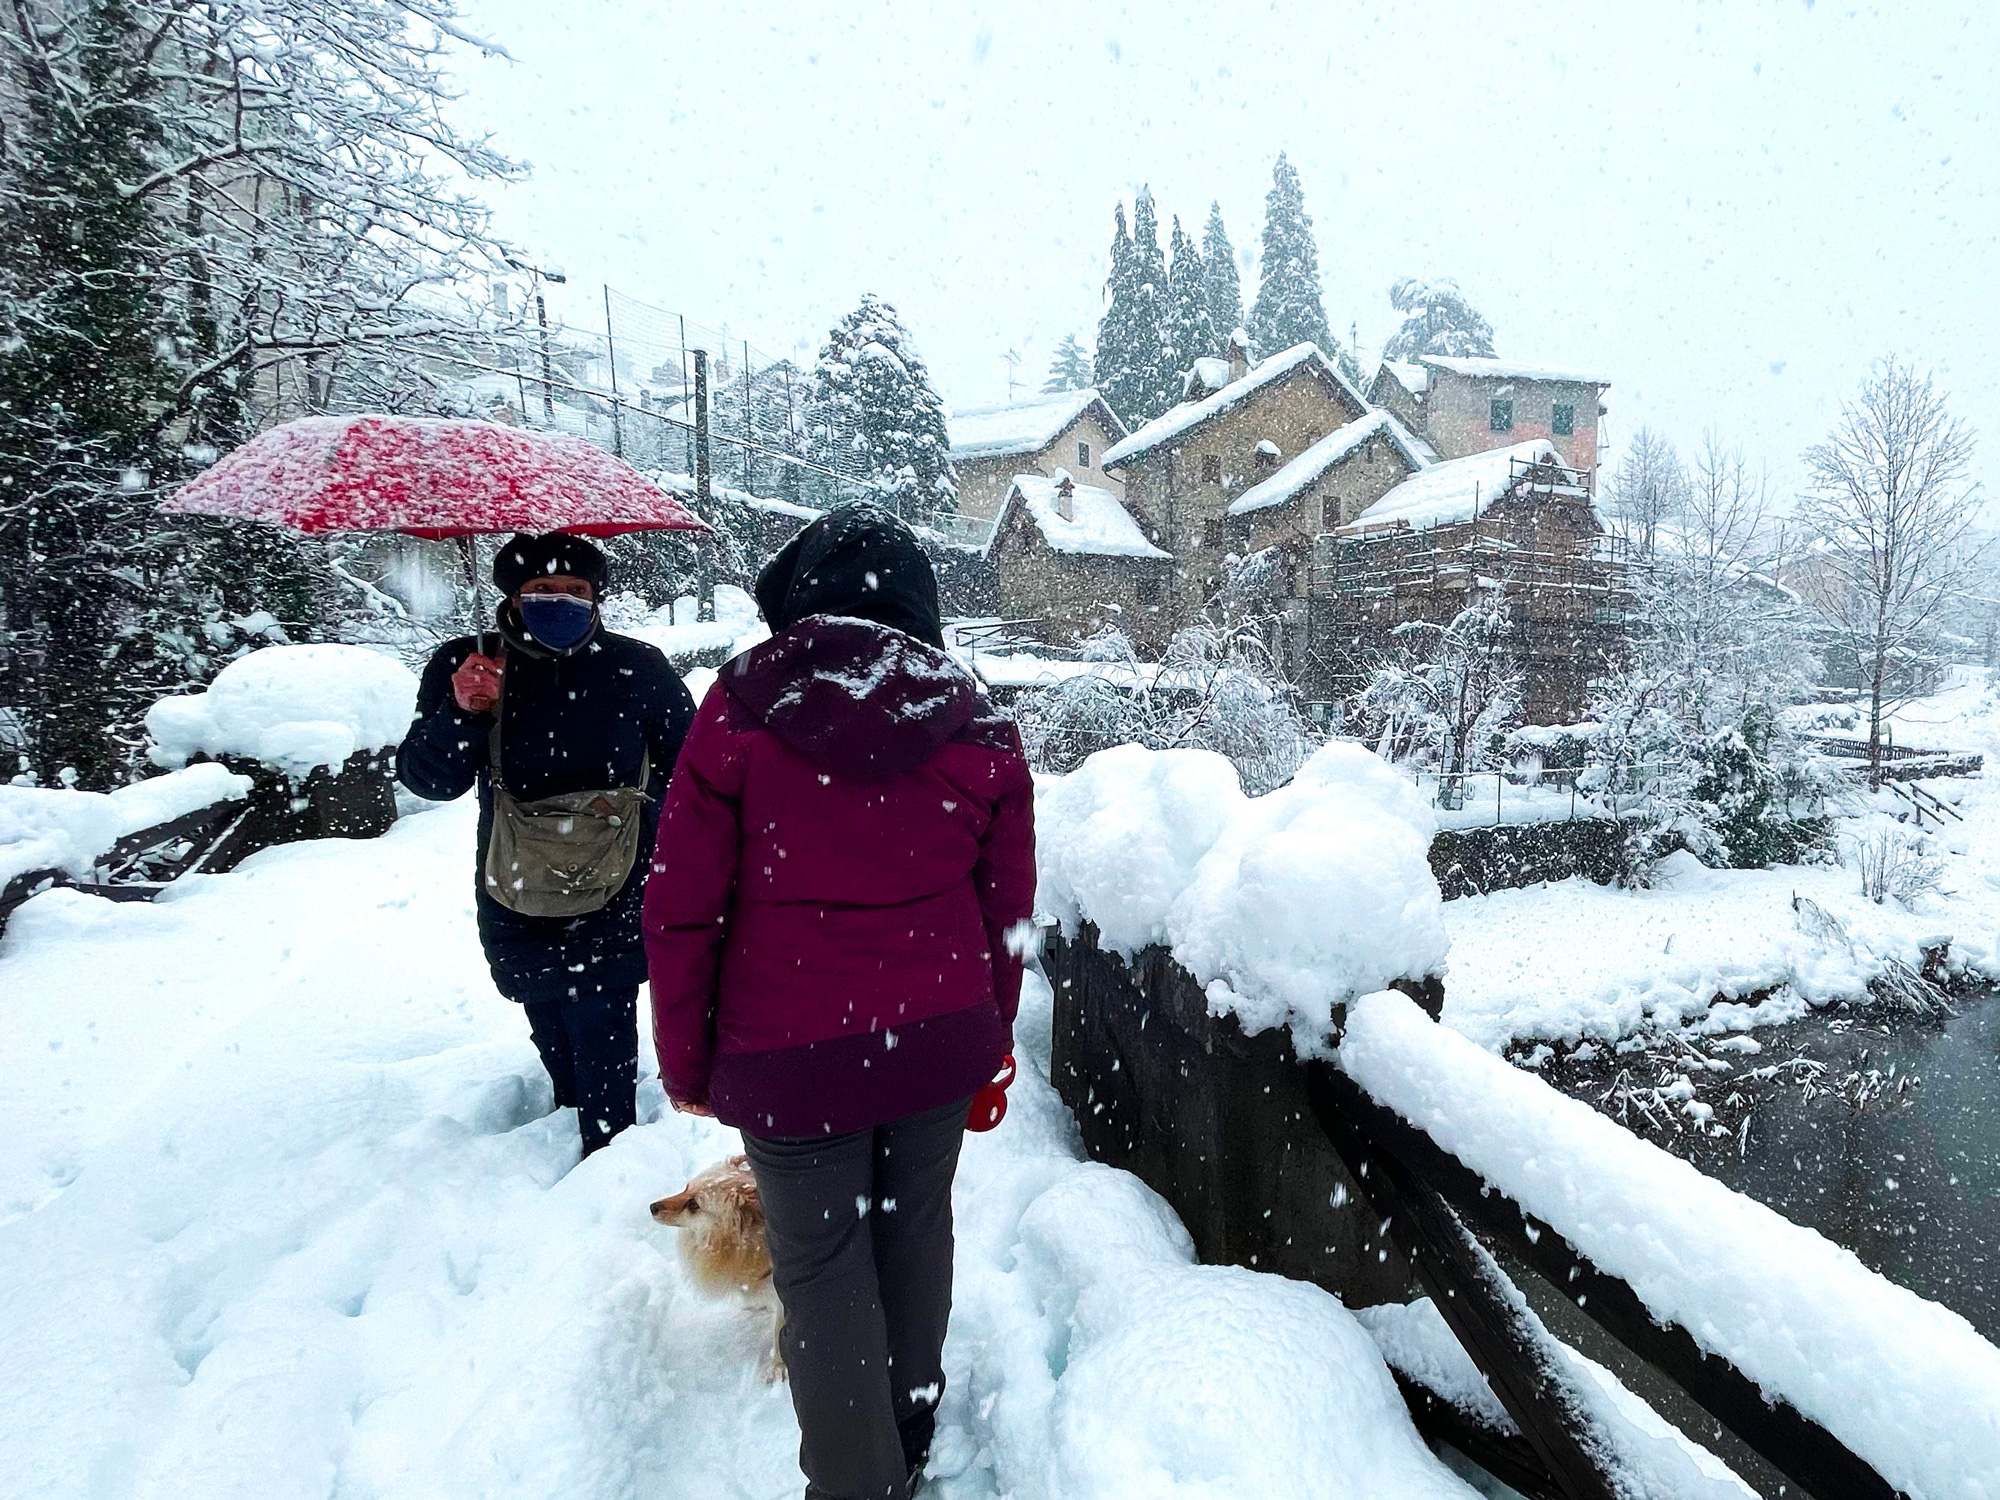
[522,987,637,1156]
[743,1096,971,1500]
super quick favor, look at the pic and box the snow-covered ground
[0,798,1486,1500]
[1444,669,2000,1052]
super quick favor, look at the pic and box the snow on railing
[1329,989,2000,1500]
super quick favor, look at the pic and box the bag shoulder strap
[486,642,507,793]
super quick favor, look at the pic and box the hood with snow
[753,502,945,649]
[723,616,997,780]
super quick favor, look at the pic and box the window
[1077,440,1091,468]
[1489,398,1514,432]
[1202,517,1227,549]
[1551,402,1575,436]
[1201,453,1223,484]
[1321,497,1342,531]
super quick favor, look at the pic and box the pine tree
[1164,216,1218,385]
[1200,202,1243,346]
[1124,189,1179,422]
[1093,202,1150,425]
[1383,277,1497,362]
[0,0,195,785]
[1247,154,1362,386]
[805,294,958,527]
[1042,334,1094,394]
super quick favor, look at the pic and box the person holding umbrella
[401,531,696,1159]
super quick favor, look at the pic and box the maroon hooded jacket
[643,616,1036,1136]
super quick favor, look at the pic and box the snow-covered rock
[147,644,418,777]
[1036,740,1447,1052]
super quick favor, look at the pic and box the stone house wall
[1117,365,1365,624]
[989,504,1175,652]
[953,409,1128,522]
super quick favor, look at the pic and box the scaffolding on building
[1304,454,1638,724]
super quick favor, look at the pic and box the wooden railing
[1308,1050,1903,1500]
[1044,926,1913,1500]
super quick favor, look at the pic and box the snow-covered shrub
[1014,625,1312,795]
[1688,706,1834,868]
[1351,604,1519,808]
[146,644,418,778]
[1851,827,1945,907]
[1035,739,1445,1052]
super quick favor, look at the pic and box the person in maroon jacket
[643,504,1035,1500]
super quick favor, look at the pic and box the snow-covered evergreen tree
[0,0,197,785]
[1093,192,1177,427]
[1247,155,1364,387]
[805,295,957,527]
[1041,334,1094,394]
[1382,277,1497,362]
[0,0,524,783]
[1200,202,1243,350]
[1164,216,1218,386]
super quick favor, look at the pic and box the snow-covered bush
[1036,739,1446,1052]
[1851,827,1945,907]
[1353,604,1520,808]
[146,645,418,778]
[1014,625,1312,795]
[1687,705,1835,868]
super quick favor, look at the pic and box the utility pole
[603,285,624,457]
[1003,348,1022,400]
[505,257,566,425]
[743,339,753,494]
[693,348,715,623]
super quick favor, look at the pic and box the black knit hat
[753,504,944,648]
[492,532,612,597]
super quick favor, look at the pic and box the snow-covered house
[986,470,1174,650]
[1102,341,1372,623]
[1319,440,1630,722]
[947,388,1130,526]
[1368,356,1608,476]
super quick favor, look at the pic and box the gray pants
[743,1096,970,1500]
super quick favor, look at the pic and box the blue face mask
[518,593,596,652]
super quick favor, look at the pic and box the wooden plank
[1390,1371,1566,1500]
[1310,1066,1627,1500]
[1310,1060,1908,1500]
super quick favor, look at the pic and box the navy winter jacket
[399,624,696,1004]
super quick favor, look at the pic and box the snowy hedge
[1035,741,1447,1054]
[147,644,418,778]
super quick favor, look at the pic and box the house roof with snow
[1377,360,1429,397]
[948,388,1126,462]
[1419,355,1611,387]
[1227,410,1433,517]
[990,471,1169,561]
[1338,439,1585,534]
[1101,342,1369,470]
[1182,357,1232,401]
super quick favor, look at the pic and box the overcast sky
[445,0,1998,504]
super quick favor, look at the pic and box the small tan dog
[651,1155,785,1380]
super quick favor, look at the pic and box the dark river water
[1512,990,2000,1497]
[1658,989,2000,1341]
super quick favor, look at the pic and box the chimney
[1227,327,1251,383]
[1053,468,1075,521]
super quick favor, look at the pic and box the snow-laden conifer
[805,295,957,527]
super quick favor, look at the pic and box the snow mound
[0,764,253,887]
[1340,988,2000,1500]
[1036,741,1446,1051]
[147,644,418,777]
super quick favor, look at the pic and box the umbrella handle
[457,535,492,655]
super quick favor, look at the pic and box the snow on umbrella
[161,414,710,539]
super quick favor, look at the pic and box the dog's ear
[651,1191,695,1224]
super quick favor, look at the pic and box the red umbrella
[162,414,710,538]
